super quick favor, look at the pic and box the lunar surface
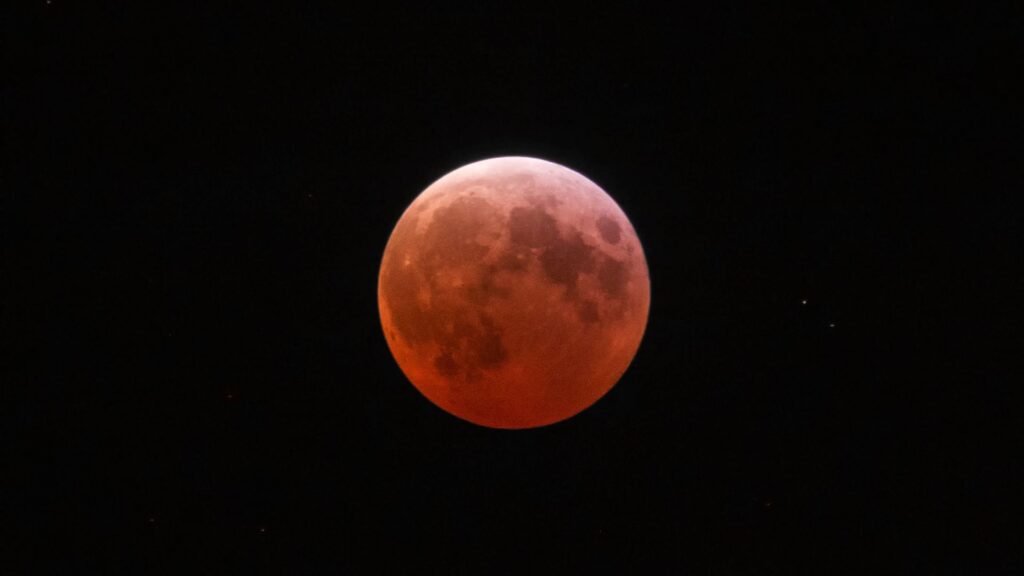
[378,157,650,428]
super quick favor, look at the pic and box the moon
[378,157,650,429]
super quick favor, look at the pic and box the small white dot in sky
[828,322,835,328]
[801,299,808,305]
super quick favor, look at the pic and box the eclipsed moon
[378,157,650,429]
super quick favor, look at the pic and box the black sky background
[5,3,1021,573]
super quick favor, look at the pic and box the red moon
[378,157,650,429]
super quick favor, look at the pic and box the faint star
[828,322,836,328]
[801,299,807,305]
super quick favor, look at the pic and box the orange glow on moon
[378,157,650,429]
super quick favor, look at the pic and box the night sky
[6,4,1020,573]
